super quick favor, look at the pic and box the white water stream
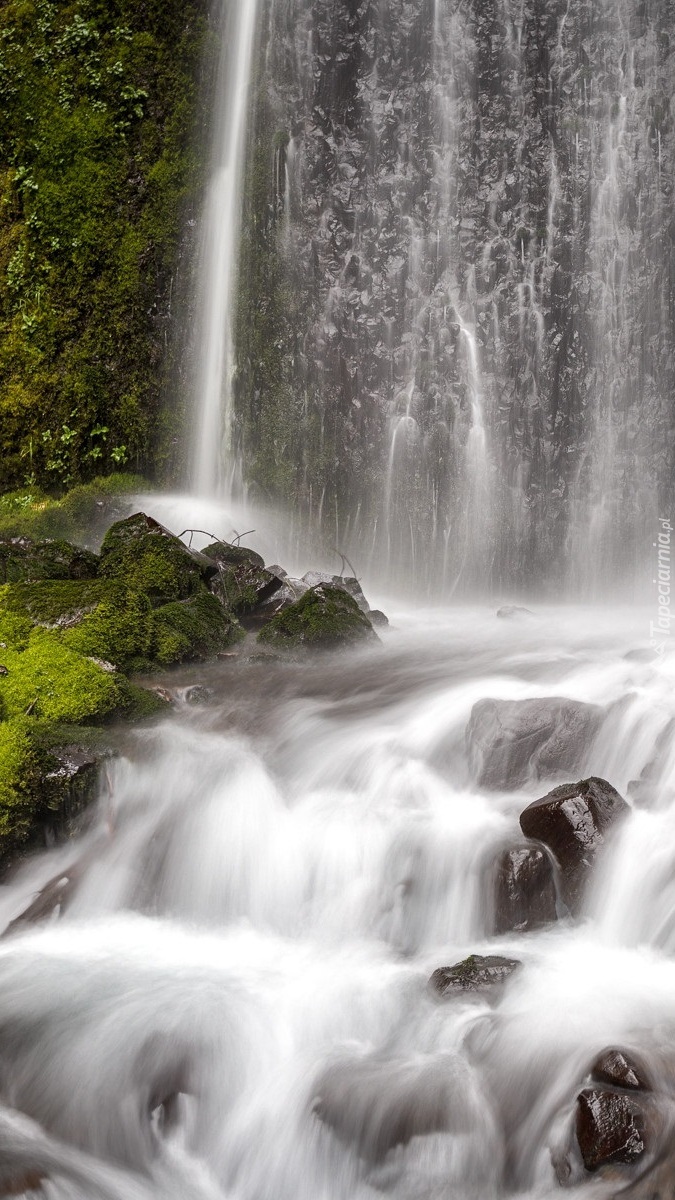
[189,0,261,497]
[2,604,675,1197]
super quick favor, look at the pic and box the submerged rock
[312,1056,455,1162]
[493,843,558,934]
[519,777,629,912]
[576,1088,647,1171]
[467,697,603,790]
[496,605,534,619]
[257,584,378,651]
[430,954,521,997]
[591,1049,649,1092]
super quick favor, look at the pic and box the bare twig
[177,528,222,549]
[231,529,255,547]
[332,547,359,581]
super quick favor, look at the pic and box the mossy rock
[99,513,213,605]
[0,579,154,671]
[0,718,47,859]
[0,537,99,584]
[0,718,121,872]
[152,592,244,665]
[203,541,283,615]
[0,629,125,724]
[257,584,378,651]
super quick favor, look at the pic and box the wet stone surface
[576,1088,647,1171]
[430,954,522,997]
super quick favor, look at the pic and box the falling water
[232,0,675,597]
[4,608,675,1194]
[189,0,261,498]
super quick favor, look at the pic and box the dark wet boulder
[496,605,534,619]
[430,954,521,997]
[591,1049,649,1092]
[467,697,603,790]
[0,536,98,584]
[312,1056,455,1162]
[519,777,629,912]
[203,542,284,616]
[257,584,378,651]
[183,685,214,706]
[576,1088,647,1171]
[493,844,558,934]
[99,513,215,604]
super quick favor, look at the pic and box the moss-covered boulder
[0,537,99,584]
[0,629,125,724]
[203,540,284,615]
[0,579,154,672]
[257,584,379,651]
[99,513,216,604]
[0,718,121,872]
[152,593,244,665]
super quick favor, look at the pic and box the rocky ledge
[0,508,384,872]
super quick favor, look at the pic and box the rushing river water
[1,605,675,1197]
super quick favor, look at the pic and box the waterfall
[189,0,261,498]
[227,0,675,598]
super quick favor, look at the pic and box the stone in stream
[312,1057,455,1162]
[576,1088,648,1171]
[257,584,379,652]
[429,954,521,997]
[496,605,534,619]
[0,1172,46,1195]
[590,1049,650,1092]
[493,844,558,933]
[519,777,629,913]
[466,697,604,790]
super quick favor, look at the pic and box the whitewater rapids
[0,607,674,1199]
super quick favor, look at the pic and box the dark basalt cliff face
[235,0,675,595]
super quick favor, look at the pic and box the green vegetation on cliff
[0,0,208,491]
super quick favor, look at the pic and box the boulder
[257,584,378,651]
[99,513,215,604]
[496,605,534,619]
[312,1057,454,1162]
[467,697,603,790]
[0,536,98,584]
[183,685,213,706]
[203,542,284,616]
[151,593,243,664]
[493,843,558,934]
[369,609,389,628]
[430,954,521,997]
[591,1049,649,1092]
[576,1088,647,1171]
[0,1172,46,1196]
[519,777,629,912]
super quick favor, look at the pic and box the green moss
[0,717,44,847]
[0,535,98,582]
[0,628,123,722]
[120,681,171,718]
[152,592,243,665]
[0,0,207,491]
[257,585,377,651]
[0,473,148,541]
[99,513,205,603]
